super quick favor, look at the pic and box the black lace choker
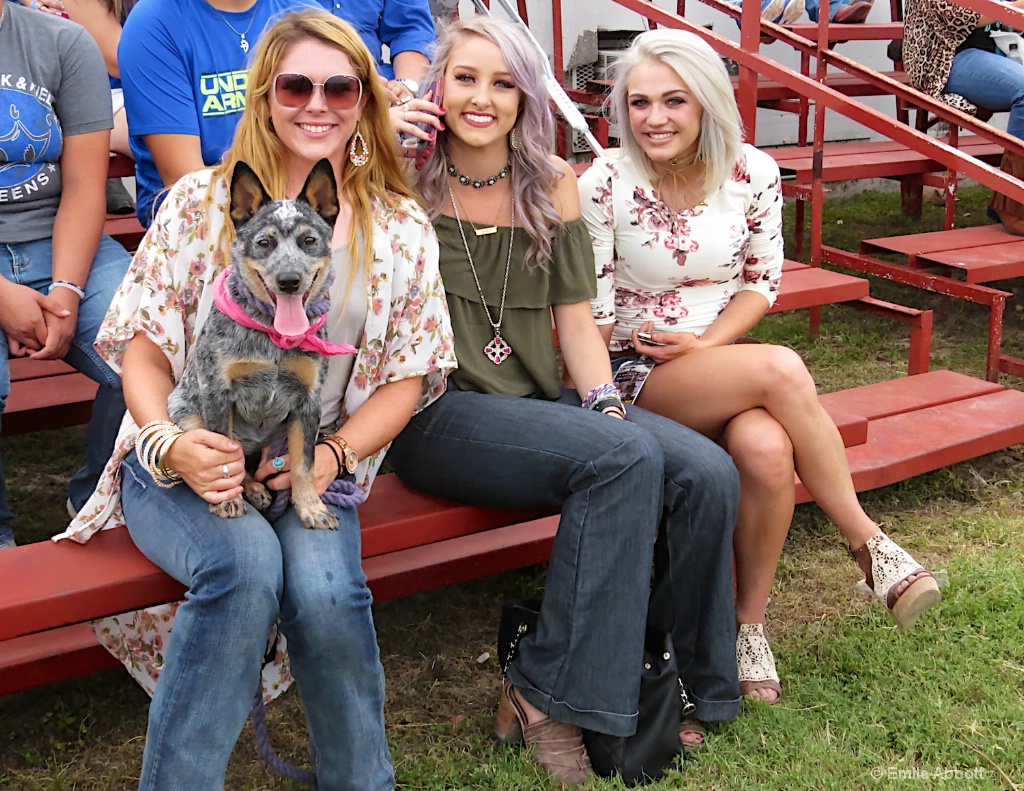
[447,161,510,189]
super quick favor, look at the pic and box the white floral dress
[579,144,784,352]
[52,169,456,700]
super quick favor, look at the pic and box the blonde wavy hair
[209,9,415,272]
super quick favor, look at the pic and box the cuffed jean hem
[508,668,640,738]
[689,692,741,723]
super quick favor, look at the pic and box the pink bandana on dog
[212,268,358,356]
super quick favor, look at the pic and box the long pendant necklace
[448,183,516,365]
[210,3,256,52]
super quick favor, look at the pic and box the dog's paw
[297,501,338,530]
[210,497,247,519]
[244,482,273,511]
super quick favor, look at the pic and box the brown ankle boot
[988,151,1024,235]
[495,680,593,787]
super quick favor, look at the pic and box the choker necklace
[210,3,256,52]
[448,182,516,364]
[447,161,510,189]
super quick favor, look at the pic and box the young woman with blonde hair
[56,11,455,789]
[580,28,941,715]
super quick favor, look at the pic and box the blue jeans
[804,0,858,21]
[388,387,741,731]
[946,47,1024,140]
[0,235,130,546]
[727,0,856,22]
[120,453,394,791]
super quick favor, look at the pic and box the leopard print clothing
[903,0,981,115]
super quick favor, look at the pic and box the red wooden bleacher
[4,369,1023,695]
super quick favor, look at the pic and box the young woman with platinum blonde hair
[580,28,942,724]
[388,16,742,783]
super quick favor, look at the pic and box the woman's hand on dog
[253,446,339,497]
[163,429,246,504]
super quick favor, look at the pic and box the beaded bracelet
[48,280,85,299]
[590,395,626,418]
[581,383,621,411]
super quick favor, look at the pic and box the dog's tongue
[273,294,310,337]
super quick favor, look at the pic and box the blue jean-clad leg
[121,453,285,791]
[624,404,742,722]
[274,504,394,790]
[946,48,1024,140]
[0,236,131,515]
[804,0,857,21]
[389,388,668,737]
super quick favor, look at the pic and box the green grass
[2,186,1024,789]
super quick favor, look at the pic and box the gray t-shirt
[0,1,112,243]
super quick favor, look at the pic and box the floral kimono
[53,169,456,699]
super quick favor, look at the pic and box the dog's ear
[297,158,340,229]
[229,162,273,231]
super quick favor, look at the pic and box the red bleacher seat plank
[817,369,1004,421]
[771,265,869,312]
[823,404,868,448]
[861,225,1014,263]
[917,241,1024,283]
[358,475,554,558]
[0,625,119,696]
[3,373,97,436]
[802,389,1024,501]
[104,214,145,252]
[364,515,559,602]
[8,359,77,382]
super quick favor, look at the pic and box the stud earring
[348,129,369,167]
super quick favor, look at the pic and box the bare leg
[636,344,877,547]
[722,409,793,704]
[636,343,928,601]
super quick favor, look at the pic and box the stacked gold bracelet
[136,420,185,488]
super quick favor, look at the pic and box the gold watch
[326,435,359,475]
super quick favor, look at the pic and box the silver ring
[272,456,285,470]
[221,464,230,479]
[397,95,412,106]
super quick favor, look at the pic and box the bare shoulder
[548,155,582,221]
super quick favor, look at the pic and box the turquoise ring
[272,457,285,470]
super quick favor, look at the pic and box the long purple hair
[416,17,563,269]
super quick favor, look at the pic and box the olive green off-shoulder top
[434,215,596,399]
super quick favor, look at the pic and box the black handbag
[497,598,693,787]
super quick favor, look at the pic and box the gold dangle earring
[348,129,370,167]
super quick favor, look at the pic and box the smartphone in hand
[635,332,667,347]
[400,80,442,170]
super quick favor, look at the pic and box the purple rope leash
[260,436,365,523]
[251,689,318,787]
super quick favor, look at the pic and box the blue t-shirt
[318,0,435,80]
[119,0,312,226]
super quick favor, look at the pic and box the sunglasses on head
[274,73,363,110]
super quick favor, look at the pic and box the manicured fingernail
[438,122,446,131]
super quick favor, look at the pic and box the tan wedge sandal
[850,531,942,630]
[737,623,782,705]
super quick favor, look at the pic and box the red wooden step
[0,625,120,696]
[771,264,869,312]
[104,214,145,253]
[861,225,1014,262]
[3,373,97,436]
[817,369,1004,421]
[917,240,1024,284]
[796,383,1024,502]
[8,359,77,382]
